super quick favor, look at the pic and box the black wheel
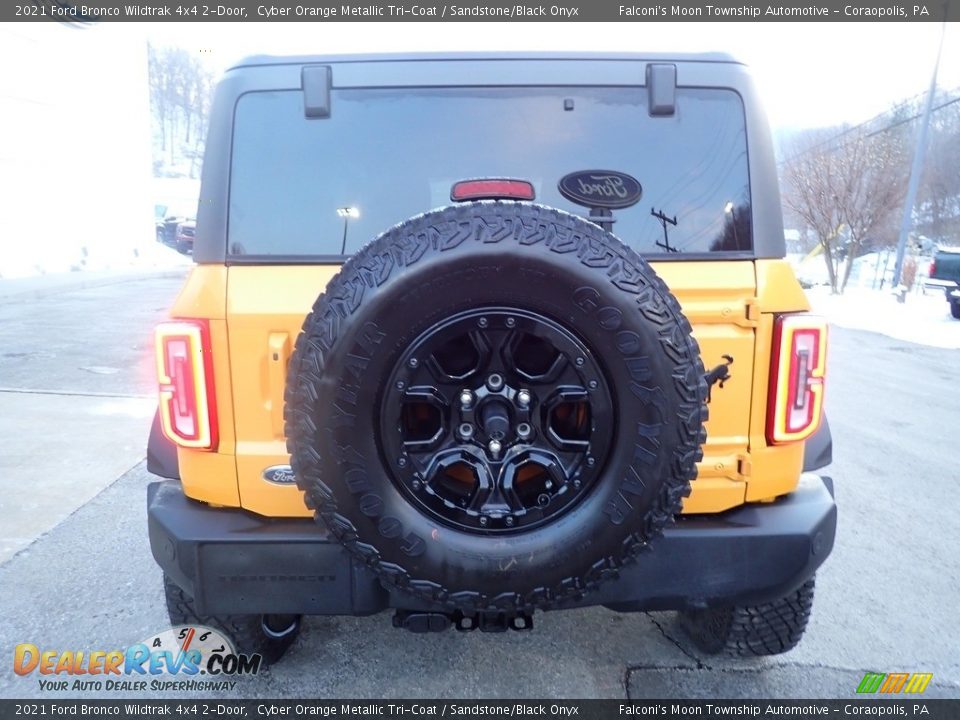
[163,575,301,664]
[678,578,816,656]
[950,300,960,320]
[285,202,707,615]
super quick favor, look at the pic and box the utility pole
[651,208,678,253]
[893,6,948,287]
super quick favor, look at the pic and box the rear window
[228,86,751,258]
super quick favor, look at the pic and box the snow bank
[808,286,960,350]
[0,238,191,279]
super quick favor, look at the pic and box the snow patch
[808,287,960,350]
[0,238,191,279]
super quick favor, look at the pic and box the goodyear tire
[678,578,816,656]
[163,575,301,664]
[285,202,707,615]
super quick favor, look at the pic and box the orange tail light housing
[766,314,828,445]
[155,320,218,450]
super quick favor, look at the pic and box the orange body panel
[169,259,813,516]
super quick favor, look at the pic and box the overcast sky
[147,21,959,131]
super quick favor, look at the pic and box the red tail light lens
[929,259,936,277]
[450,178,536,202]
[766,314,828,445]
[155,320,217,450]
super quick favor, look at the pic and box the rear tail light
[929,259,936,277]
[450,178,536,202]
[155,320,217,450]
[766,314,828,444]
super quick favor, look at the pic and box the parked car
[928,247,960,319]
[174,219,195,254]
[155,203,196,250]
[147,52,836,663]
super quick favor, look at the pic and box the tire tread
[285,202,709,614]
[679,578,816,657]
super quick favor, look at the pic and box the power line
[864,94,960,140]
[778,84,960,166]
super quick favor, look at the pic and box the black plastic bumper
[148,475,836,616]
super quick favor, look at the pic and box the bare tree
[782,129,846,292]
[918,94,960,245]
[834,131,908,291]
[147,42,169,155]
[147,43,214,178]
[782,126,908,293]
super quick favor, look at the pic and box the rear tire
[950,300,960,320]
[677,578,815,657]
[162,575,301,665]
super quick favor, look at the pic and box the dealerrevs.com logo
[13,626,260,692]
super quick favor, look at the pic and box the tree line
[147,43,215,179]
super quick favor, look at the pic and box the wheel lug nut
[517,422,532,440]
[486,373,504,391]
[589,380,598,389]
[505,517,515,527]
[576,357,585,367]
[412,479,422,490]
[478,317,489,328]
[488,439,502,457]
[398,457,407,467]
[458,423,474,440]
[517,389,531,407]
[408,357,418,368]
[479,516,489,527]
[587,457,595,467]
[506,317,516,328]
[460,389,474,407]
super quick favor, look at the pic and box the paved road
[1,276,958,699]
[0,275,185,561]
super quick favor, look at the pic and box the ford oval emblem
[262,465,297,485]
[558,170,642,210]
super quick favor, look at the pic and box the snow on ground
[128,240,194,270]
[0,238,191,279]
[808,286,960,350]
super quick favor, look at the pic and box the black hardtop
[195,50,785,263]
[228,50,743,71]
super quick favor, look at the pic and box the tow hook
[456,611,534,633]
[392,611,452,633]
[392,610,534,633]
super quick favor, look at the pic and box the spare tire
[285,202,707,615]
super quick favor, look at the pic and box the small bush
[902,256,918,291]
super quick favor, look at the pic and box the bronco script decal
[558,170,643,210]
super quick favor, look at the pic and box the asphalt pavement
[0,274,185,562]
[0,275,958,699]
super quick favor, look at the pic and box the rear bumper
[924,278,960,298]
[148,474,836,616]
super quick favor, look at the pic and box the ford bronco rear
[146,52,836,662]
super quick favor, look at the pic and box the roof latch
[302,65,332,119]
[646,63,677,117]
